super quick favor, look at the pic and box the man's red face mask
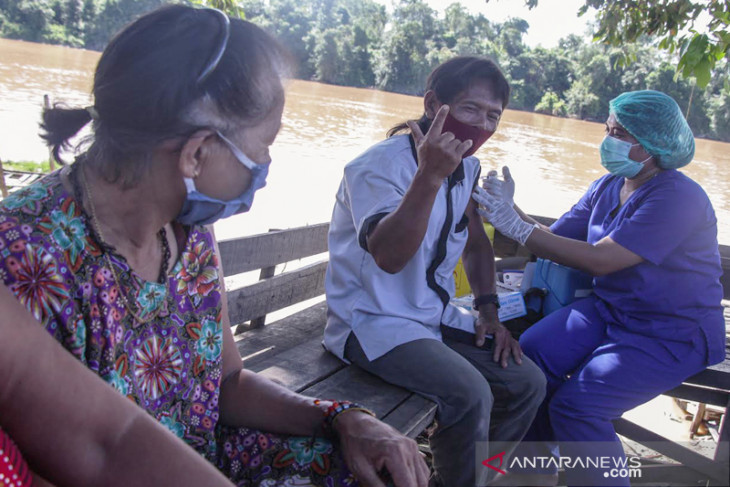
[441,112,494,157]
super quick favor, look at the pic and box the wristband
[314,399,376,434]
[472,293,500,310]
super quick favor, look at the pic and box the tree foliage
[502,0,730,88]
[191,0,245,18]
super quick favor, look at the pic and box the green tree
[441,4,497,57]
[707,88,730,141]
[83,0,166,50]
[505,47,572,110]
[535,91,567,116]
[312,0,337,30]
[81,0,95,23]
[313,28,339,83]
[266,0,316,78]
[505,53,542,109]
[375,0,438,94]
[345,24,376,86]
[645,63,711,136]
[496,17,528,58]
[4,1,54,42]
[51,0,64,24]
[565,78,600,119]
[505,0,730,88]
[64,0,81,36]
[192,0,245,18]
[340,0,387,43]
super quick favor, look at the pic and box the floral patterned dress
[0,171,358,487]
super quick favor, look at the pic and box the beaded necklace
[71,162,170,323]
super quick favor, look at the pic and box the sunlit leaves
[191,0,245,18]
[505,0,729,88]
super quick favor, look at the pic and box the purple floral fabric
[0,171,357,486]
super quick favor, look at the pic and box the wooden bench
[217,223,437,438]
[494,216,730,486]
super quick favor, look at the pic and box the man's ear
[178,130,215,179]
[423,90,441,119]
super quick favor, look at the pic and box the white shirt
[323,134,481,362]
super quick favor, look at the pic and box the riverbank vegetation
[0,160,53,172]
[1,0,728,141]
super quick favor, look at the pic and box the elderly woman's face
[195,84,285,202]
[604,113,652,164]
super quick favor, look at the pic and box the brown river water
[1,38,729,243]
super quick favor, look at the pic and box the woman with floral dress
[0,5,427,487]
[0,283,235,487]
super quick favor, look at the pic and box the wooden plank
[234,301,438,438]
[716,396,730,463]
[381,395,437,439]
[235,302,328,367]
[301,366,413,419]
[721,246,730,299]
[683,363,730,390]
[43,95,56,171]
[252,337,345,392]
[219,223,329,276]
[0,157,8,198]
[226,260,328,326]
[720,244,730,260]
[614,418,729,483]
[250,264,277,329]
[663,384,729,408]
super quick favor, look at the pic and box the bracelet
[473,293,500,310]
[314,399,376,434]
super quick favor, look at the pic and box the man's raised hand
[407,105,472,184]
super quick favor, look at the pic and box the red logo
[482,451,507,475]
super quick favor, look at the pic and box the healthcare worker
[472,90,725,486]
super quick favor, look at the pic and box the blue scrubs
[519,170,725,486]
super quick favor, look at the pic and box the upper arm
[463,197,494,257]
[208,226,244,378]
[344,162,405,252]
[592,236,644,275]
[0,218,69,336]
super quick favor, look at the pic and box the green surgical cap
[609,90,695,169]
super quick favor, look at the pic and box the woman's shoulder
[0,169,91,266]
[0,171,68,219]
[652,169,711,203]
[1,171,80,234]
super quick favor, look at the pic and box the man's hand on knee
[475,316,523,368]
